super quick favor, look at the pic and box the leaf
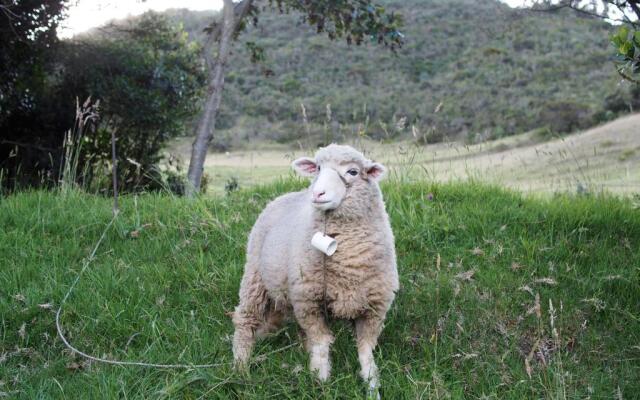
[534,278,557,286]
[618,26,629,42]
[518,285,534,295]
[18,323,26,340]
[620,41,633,58]
[66,362,83,371]
[455,270,475,281]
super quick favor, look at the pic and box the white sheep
[232,144,398,394]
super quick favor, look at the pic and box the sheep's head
[292,144,386,211]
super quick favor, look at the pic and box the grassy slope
[168,113,640,195]
[1,182,639,398]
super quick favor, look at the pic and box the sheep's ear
[365,162,386,181]
[292,157,318,176]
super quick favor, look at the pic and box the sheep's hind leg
[232,267,269,369]
[293,303,334,381]
[355,314,384,399]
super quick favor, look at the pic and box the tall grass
[58,98,100,195]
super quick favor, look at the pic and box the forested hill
[160,0,637,147]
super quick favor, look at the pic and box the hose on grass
[55,215,297,369]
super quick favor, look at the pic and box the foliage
[0,0,70,123]
[528,0,640,83]
[165,0,636,149]
[60,12,206,192]
[538,100,594,134]
[1,182,639,398]
[225,176,240,194]
[0,0,71,189]
[266,0,404,49]
[0,12,206,192]
[186,0,405,196]
[611,25,640,82]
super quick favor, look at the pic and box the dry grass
[166,113,640,195]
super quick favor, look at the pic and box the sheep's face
[292,145,386,211]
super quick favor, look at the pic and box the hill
[166,113,640,195]
[1,183,638,398]
[406,112,640,193]
[159,0,639,148]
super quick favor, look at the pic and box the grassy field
[1,180,639,399]
[168,113,640,196]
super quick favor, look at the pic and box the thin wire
[320,168,350,321]
[321,212,329,321]
[55,215,296,369]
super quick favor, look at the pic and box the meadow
[169,113,640,196]
[1,179,639,398]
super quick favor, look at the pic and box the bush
[1,12,205,193]
[537,101,593,134]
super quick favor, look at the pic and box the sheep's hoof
[364,374,380,400]
[233,357,250,373]
[310,358,330,381]
[311,363,330,382]
[366,387,381,400]
[309,343,331,381]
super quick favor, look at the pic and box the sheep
[232,144,398,394]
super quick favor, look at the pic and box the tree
[529,0,640,82]
[60,12,206,191]
[0,0,70,123]
[185,0,404,196]
[0,0,72,190]
[1,11,205,192]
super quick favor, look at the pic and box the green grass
[1,181,639,399]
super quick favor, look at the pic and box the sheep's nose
[313,190,326,201]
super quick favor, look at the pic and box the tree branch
[616,65,640,83]
[234,0,256,26]
[204,0,255,42]
[529,0,638,26]
[627,0,640,21]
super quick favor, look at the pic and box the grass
[204,165,290,196]
[167,113,640,196]
[1,180,639,398]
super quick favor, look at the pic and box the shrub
[537,101,593,135]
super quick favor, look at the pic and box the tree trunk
[185,0,236,197]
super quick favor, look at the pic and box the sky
[58,0,529,38]
[58,0,224,38]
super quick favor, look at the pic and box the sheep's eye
[317,166,321,172]
[347,169,358,176]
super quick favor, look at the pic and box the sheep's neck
[321,184,384,224]
[320,202,383,234]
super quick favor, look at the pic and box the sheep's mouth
[312,200,331,204]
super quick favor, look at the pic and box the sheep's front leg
[293,303,334,381]
[355,315,384,398]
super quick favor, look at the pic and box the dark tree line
[1,1,204,192]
